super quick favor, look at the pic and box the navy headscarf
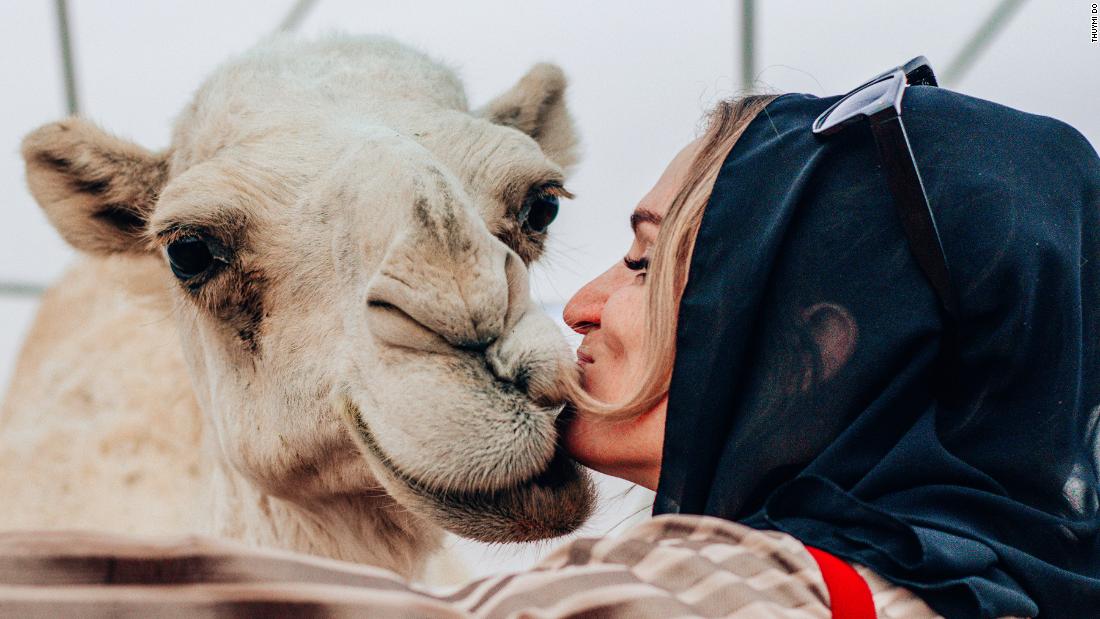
[655,88,1100,617]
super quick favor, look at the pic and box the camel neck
[206,461,440,579]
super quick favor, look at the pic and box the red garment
[806,546,877,619]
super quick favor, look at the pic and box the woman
[558,76,1100,617]
[4,67,1098,618]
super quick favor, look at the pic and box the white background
[1,0,1097,576]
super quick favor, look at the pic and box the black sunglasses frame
[812,56,958,322]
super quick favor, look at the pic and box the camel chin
[341,397,595,543]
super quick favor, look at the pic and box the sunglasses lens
[815,74,901,134]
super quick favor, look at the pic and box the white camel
[0,34,594,580]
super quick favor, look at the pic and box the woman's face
[561,139,702,490]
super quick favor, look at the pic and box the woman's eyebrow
[630,208,663,234]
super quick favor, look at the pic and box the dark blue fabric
[654,89,1100,618]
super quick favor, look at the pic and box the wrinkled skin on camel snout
[20,36,594,545]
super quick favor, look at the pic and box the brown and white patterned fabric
[0,514,942,618]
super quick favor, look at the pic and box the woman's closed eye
[624,256,649,283]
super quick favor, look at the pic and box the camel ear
[478,63,580,171]
[22,118,168,255]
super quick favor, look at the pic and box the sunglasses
[813,57,958,321]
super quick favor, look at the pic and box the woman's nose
[563,269,615,335]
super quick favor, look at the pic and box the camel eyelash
[540,182,574,200]
[623,256,649,271]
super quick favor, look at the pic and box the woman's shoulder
[504,514,831,615]
[526,513,945,619]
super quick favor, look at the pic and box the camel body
[1,257,204,536]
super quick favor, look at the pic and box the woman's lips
[576,348,594,367]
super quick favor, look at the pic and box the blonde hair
[564,95,779,421]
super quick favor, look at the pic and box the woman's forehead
[637,138,704,219]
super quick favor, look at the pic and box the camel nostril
[365,297,455,354]
[367,299,397,311]
[456,336,496,354]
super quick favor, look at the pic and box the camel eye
[519,189,561,234]
[166,236,218,282]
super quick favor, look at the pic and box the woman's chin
[560,395,668,491]
[560,405,623,478]
[558,405,595,466]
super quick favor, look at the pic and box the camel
[0,34,595,580]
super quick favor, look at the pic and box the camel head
[20,36,594,544]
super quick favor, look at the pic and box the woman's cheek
[604,289,649,369]
[580,361,620,402]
